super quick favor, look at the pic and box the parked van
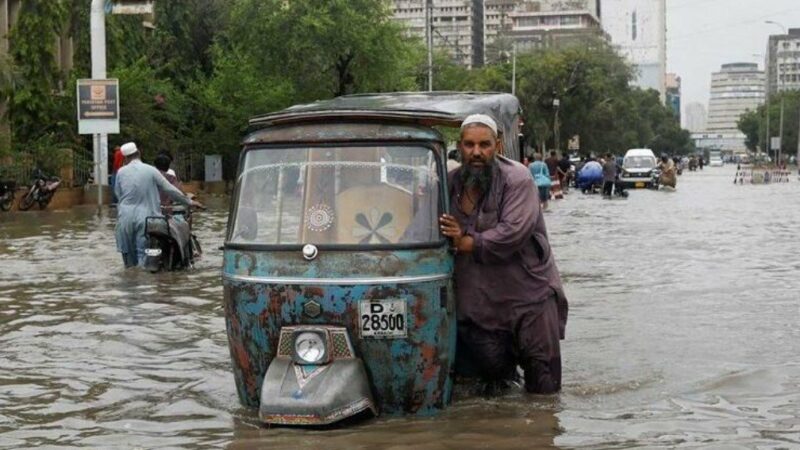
[709,151,723,167]
[619,148,658,188]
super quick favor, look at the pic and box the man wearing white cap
[438,114,568,394]
[114,142,202,268]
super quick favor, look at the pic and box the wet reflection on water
[0,166,798,448]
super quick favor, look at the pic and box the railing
[734,166,791,184]
[0,148,94,187]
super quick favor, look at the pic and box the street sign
[568,135,580,151]
[110,1,154,15]
[771,136,781,151]
[77,79,120,135]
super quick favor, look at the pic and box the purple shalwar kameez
[449,155,568,393]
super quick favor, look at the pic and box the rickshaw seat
[335,184,412,245]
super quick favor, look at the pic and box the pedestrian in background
[530,153,552,210]
[111,145,124,204]
[602,153,617,197]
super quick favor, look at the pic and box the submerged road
[0,165,798,448]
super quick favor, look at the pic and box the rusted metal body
[222,92,521,423]
[223,249,455,415]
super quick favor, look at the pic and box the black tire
[0,192,12,211]
[18,190,36,211]
[38,192,53,210]
[190,234,202,259]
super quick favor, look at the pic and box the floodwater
[0,166,798,449]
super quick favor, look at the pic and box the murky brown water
[1,166,798,449]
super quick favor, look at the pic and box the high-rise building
[684,102,707,133]
[765,28,800,95]
[484,0,518,64]
[506,1,607,53]
[665,73,680,121]
[694,63,765,153]
[601,0,666,99]
[392,0,485,68]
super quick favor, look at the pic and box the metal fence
[0,148,94,187]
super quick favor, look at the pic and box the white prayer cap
[460,114,498,137]
[121,142,138,156]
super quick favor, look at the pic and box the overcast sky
[667,0,800,114]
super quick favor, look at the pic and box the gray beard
[460,162,493,194]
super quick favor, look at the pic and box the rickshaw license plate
[635,182,645,188]
[359,299,407,339]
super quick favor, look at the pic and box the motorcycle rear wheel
[0,192,12,211]
[18,191,36,211]
[38,193,53,210]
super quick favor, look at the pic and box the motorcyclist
[657,155,677,188]
[114,142,203,268]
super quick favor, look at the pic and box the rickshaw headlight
[293,331,327,365]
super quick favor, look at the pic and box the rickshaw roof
[249,92,520,130]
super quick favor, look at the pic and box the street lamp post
[553,98,561,153]
[766,20,787,164]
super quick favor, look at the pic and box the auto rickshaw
[222,92,522,425]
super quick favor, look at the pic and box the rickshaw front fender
[259,356,377,425]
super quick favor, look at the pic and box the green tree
[188,46,295,160]
[738,91,800,158]
[224,0,418,100]
[7,0,69,144]
[111,60,187,159]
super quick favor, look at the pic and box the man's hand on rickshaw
[191,200,206,210]
[439,214,462,240]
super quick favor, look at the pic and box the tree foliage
[7,0,68,144]
[738,91,800,158]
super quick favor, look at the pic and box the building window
[631,10,638,40]
[561,16,580,26]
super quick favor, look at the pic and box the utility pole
[90,0,108,207]
[426,0,433,92]
[511,42,516,96]
[796,103,800,170]
[779,95,785,165]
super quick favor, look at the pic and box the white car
[709,157,723,167]
[619,148,658,188]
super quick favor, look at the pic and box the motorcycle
[143,204,202,273]
[650,169,661,190]
[0,180,15,211]
[18,171,61,211]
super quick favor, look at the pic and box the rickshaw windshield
[229,145,442,247]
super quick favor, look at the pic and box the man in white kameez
[114,142,201,268]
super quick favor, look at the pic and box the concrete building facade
[484,0,518,64]
[765,28,800,95]
[393,0,485,68]
[665,72,680,122]
[601,0,666,99]
[506,2,607,53]
[684,101,707,133]
[694,63,765,153]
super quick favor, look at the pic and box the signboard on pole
[568,135,580,151]
[770,136,781,151]
[110,1,154,15]
[77,79,119,135]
